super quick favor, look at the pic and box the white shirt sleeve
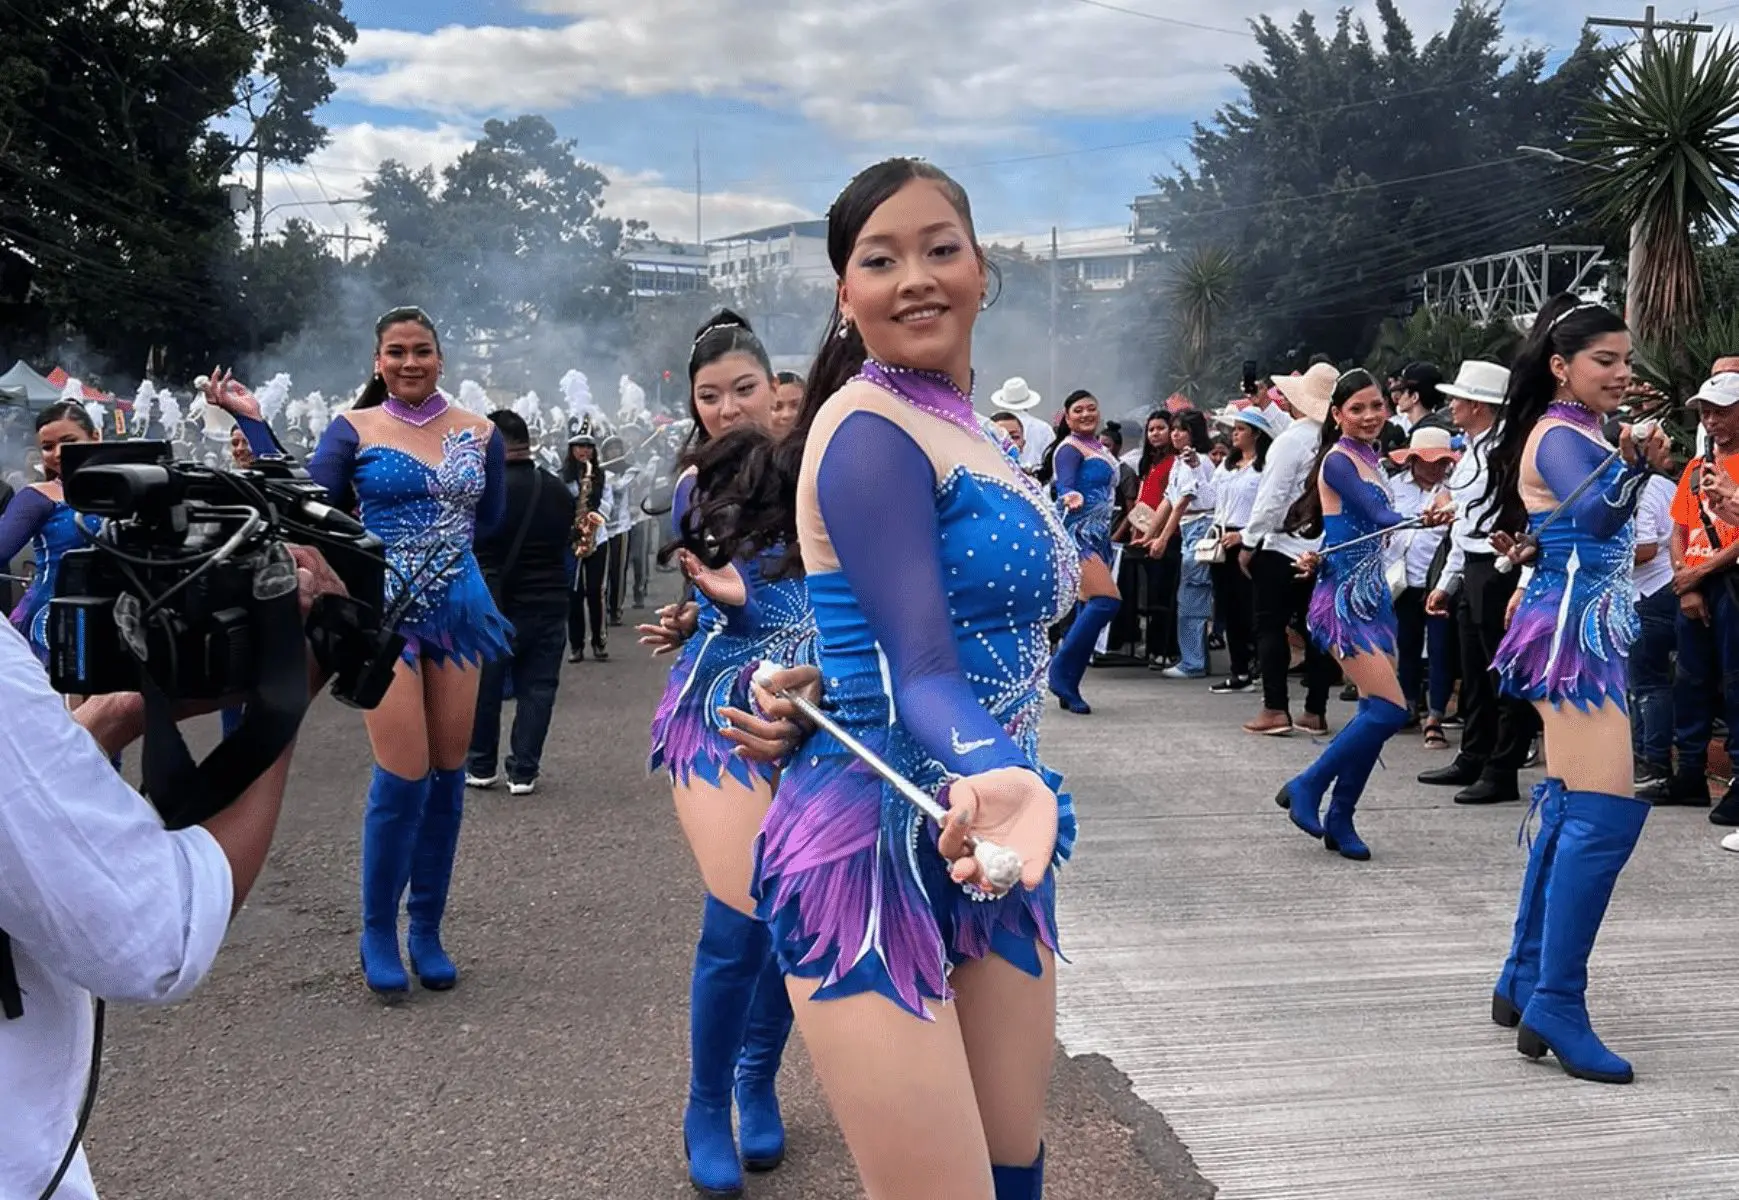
[1243,422,1311,548]
[0,630,233,1005]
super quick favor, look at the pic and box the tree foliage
[1144,1,1613,379]
[1363,306,1522,375]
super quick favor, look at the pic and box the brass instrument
[572,458,605,558]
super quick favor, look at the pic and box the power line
[1069,0,1255,38]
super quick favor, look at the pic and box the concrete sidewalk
[1042,667,1739,1200]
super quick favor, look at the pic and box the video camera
[47,440,404,712]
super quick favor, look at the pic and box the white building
[703,219,832,286]
[979,224,1147,292]
[620,237,710,298]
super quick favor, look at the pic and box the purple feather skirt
[754,717,1075,1021]
[1493,523,1636,713]
[1307,536,1396,658]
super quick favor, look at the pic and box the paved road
[83,617,1205,1199]
[1045,663,1739,1200]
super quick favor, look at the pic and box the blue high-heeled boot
[360,765,430,997]
[734,945,792,1172]
[686,896,771,1198]
[1516,790,1649,1084]
[1047,595,1119,715]
[407,766,465,990]
[991,1145,1045,1199]
[1279,697,1404,842]
[1320,696,1408,861]
[1493,779,1566,1027]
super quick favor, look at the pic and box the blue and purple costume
[1489,403,1652,1086]
[755,359,1080,1020]
[648,473,817,790]
[1053,436,1118,563]
[1280,439,1412,860]
[1307,442,1402,659]
[0,488,101,663]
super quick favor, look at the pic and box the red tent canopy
[44,367,128,409]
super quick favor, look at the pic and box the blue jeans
[468,606,568,783]
[1629,586,1677,771]
[1175,518,1215,676]
[1672,579,1739,775]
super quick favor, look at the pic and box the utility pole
[322,224,374,264]
[1586,7,1711,45]
[694,133,703,249]
[1048,226,1060,405]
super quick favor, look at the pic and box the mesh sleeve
[305,417,360,510]
[1052,442,1084,498]
[0,488,55,563]
[1535,426,1647,540]
[1322,451,1405,528]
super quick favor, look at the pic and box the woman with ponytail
[0,403,102,664]
[1276,368,1453,859]
[1042,389,1123,713]
[1481,295,1662,1086]
[640,308,817,1197]
[209,306,510,1002]
[740,158,1074,1200]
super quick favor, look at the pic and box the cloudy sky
[259,0,1728,247]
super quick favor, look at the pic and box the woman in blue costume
[636,310,817,1198]
[212,305,509,1001]
[1278,369,1453,860]
[0,402,103,663]
[1041,390,1122,713]
[1481,296,1661,1085]
[729,159,1074,1200]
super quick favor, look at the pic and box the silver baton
[1495,419,1658,575]
[1319,518,1424,556]
[751,662,1026,893]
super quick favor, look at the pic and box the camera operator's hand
[289,544,349,620]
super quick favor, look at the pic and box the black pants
[605,534,627,622]
[1455,553,1541,772]
[1144,543,1182,662]
[627,521,651,607]
[1211,552,1256,679]
[1252,548,1332,716]
[1108,547,1144,652]
[469,606,567,783]
[569,548,609,652]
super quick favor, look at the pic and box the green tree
[1167,245,1239,397]
[1145,1,1612,375]
[1364,306,1522,375]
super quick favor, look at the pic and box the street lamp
[1515,144,1639,320]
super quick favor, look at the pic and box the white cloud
[247,121,810,244]
[340,1,1586,144]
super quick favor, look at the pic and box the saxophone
[572,459,605,557]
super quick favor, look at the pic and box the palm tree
[1365,306,1523,374]
[1167,245,1237,397]
[1573,32,1739,347]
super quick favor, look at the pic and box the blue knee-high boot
[991,1145,1045,1199]
[1493,779,1567,1027]
[360,765,430,996]
[1517,790,1650,1084]
[407,766,466,990]
[1047,595,1120,715]
[734,943,792,1172]
[1320,696,1408,861]
[1279,697,1399,840]
[687,896,771,1198]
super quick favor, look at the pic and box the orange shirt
[1671,453,1739,565]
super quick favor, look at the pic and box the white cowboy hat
[1270,362,1340,424]
[1437,361,1510,405]
[991,377,1042,412]
[1386,424,1461,465]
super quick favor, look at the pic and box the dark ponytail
[667,157,981,578]
[1478,294,1629,536]
[357,305,443,410]
[1284,368,1377,538]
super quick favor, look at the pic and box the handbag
[1128,502,1158,537]
[1193,523,1226,565]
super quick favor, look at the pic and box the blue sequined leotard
[1307,444,1403,658]
[1053,437,1118,562]
[649,472,817,790]
[755,361,1081,1020]
[0,488,101,663]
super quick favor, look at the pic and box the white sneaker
[508,779,537,796]
[1722,831,1739,853]
[465,772,500,790]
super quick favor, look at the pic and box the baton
[1319,518,1425,556]
[1496,419,1658,575]
[751,662,1026,893]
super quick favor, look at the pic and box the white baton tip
[974,841,1024,892]
[753,661,785,689]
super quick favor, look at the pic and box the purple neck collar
[1337,436,1381,469]
[384,390,449,427]
[857,359,979,435]
[1546,399,1601,432]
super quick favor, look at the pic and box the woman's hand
[1418,502,1456,529]
[1489,530,1536,568]
[676,549,748,608]
[1293,551,1321,578]
[202,367,264,422]
[1220,530,1244,550]
[1061,492,1084,512]
[636,601,698,655]
[935,766,1058,893]
[1620,422,1668,470]
[718,664,823,763]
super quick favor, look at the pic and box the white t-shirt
[1214,462,1263,529]
[0,628,233,1199]
[1633,474,1677,599]
[1165,454,1218,520]
[1388,472,1452,590]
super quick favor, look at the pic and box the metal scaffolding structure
[1414,244,1609,322]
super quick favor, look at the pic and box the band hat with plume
[568,412,601,446]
